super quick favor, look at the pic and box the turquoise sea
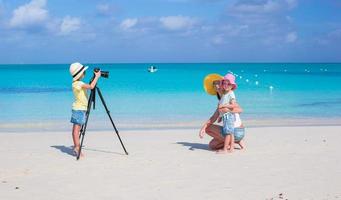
[1,63,341,131]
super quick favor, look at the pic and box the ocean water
[1,63,341,129]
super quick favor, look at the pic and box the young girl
[199,73,245,151]
[69,62,101,156]
[217,73,239,153]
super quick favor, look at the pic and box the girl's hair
[216,93,221,100]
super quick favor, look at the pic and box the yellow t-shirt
[72,81,88,110]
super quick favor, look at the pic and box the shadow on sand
[176,142,211,151]
[51,145,75,157]
[51,145,126,157]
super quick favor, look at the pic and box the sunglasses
[221,79,232,85]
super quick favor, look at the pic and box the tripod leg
[79,125,84,139]
[96,87,129,155]
[77,89,95,160]
[79,87,95,139]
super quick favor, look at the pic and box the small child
[69,62,101,156]
[217,73,240,153]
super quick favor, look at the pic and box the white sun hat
[69,62,88,81]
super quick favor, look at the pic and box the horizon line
[1,61,341,65]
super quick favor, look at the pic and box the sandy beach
[1,0,340,199]
[1,126,340,200]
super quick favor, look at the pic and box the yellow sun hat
[203,73,223,95]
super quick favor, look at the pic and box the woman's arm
[209,109,220,123]
[199,108,219,138]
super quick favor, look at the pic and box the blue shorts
[234,127,245,142]
[220,127,245,142]
[222,112,235,136]
[70,110,86,125]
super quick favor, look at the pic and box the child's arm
[219,103,234,109]
[220,102,243,114]
[219,98,239,114]
[81,71,101,89]
[231,102,243,113]
[218,103,227,109]
[219,101,236,111]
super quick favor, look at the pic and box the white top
[234,113,242,127]
[218,91,242,127]
[218,91,236,116]
[219,91,235,106]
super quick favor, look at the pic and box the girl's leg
[72,124,84,156]
[72,124,81,148]
[228,134,235,152]
[224,135,231,151]
[217,135,230,154]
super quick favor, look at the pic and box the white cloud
[286,0,297,9]
[212,34,224,45]
[209,24,249,45]
[316,29,341,46]
[9,0,48,28]
[224,0,299,45]
[120,18,138,30]
[97,4,110,14]
[286,32,297,43]
[286,15,293,22]
[328,29,341,39]
[0,1,4,16]
[228,0,297,20]
[160,15,196,31]
[221,24,248,36]
[59,16,81,35]
[227,1,289,26]
[230,0,281,14]
[263,1,282,12]
[96,3,116,16]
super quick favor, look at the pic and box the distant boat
[148,66,158,73]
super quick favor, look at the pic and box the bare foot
[73,147,84,157]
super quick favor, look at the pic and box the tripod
[77,79,128,160]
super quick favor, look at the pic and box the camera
[94,68,109,78]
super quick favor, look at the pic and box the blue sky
[0,0,340,63]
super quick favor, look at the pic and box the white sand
[0,126,341,200]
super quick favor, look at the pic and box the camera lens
[101,71,109,78]
[93,68,109,78]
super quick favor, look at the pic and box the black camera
[94,68,109,78]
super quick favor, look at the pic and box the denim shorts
[70,110,86,125]
[234,127,245,142]
[222,112,235,136]
[220,127,245,142]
